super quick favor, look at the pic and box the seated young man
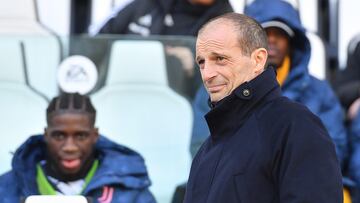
[0,93,155,203]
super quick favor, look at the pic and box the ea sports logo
[57,55,98,94]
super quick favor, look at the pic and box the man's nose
[201,63,216,82]
[63,137,78,152]
[267,33,276,44]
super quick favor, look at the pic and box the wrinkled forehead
[198,18,234,37]
[196,21,239,53]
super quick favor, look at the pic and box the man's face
[45,112,98,178]
[196,21,258,102]
[266,27,290,68]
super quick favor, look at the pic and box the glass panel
[68,34,201,99]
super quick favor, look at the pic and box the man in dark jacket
[0,93,155,203]
[184,12,343,202]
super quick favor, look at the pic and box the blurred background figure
[336,35,360,120]
[94,0,233,36]
[337,34,360,202]
[0,93,155,203]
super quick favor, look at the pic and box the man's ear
[93,127,99,143]
[252,48,268,74]
[44,128,48,142]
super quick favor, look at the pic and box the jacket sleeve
[0,172,22,203]
[97,0,139,34]
[335,41,360,108]
[277,111,343,202]
[315,81,348,169]
[134,188,156,203]
[336,81,360,109]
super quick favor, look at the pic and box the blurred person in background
[336,36,360,120]
[337,35,360,202]
[0,93,155,203]
[95,0,232,36]
[191,0,351,201]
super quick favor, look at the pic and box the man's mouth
[207,84,226,93]
[267,44,280,56]
[268,48,279,57]
[61,159,81,170]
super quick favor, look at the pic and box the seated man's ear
[252,48,268,74]
[44,128,48,138]
[93,128,99,143]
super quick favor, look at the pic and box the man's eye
[76,133,89,140]
[51,133,65,140]
[217,56,225,62]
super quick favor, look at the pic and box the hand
[166,46,195,77]
[348,97,360,120]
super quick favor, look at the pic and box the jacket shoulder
[88,136,152,191]
[255,96,329,142]
[309,76,334,92]
[0,171,22,199]
[0,171,16,186]
[255,98,343,202]
[257,96,320,122]
[306,76,343,113]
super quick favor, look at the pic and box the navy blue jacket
[0,135,155,203]
[184,68,343,202]
[191,0,348,169]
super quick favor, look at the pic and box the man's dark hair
[46,92,96,126]
[198,12,268,56]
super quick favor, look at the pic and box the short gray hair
[198,12,268,56]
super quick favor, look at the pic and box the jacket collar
[205,67,281,140]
